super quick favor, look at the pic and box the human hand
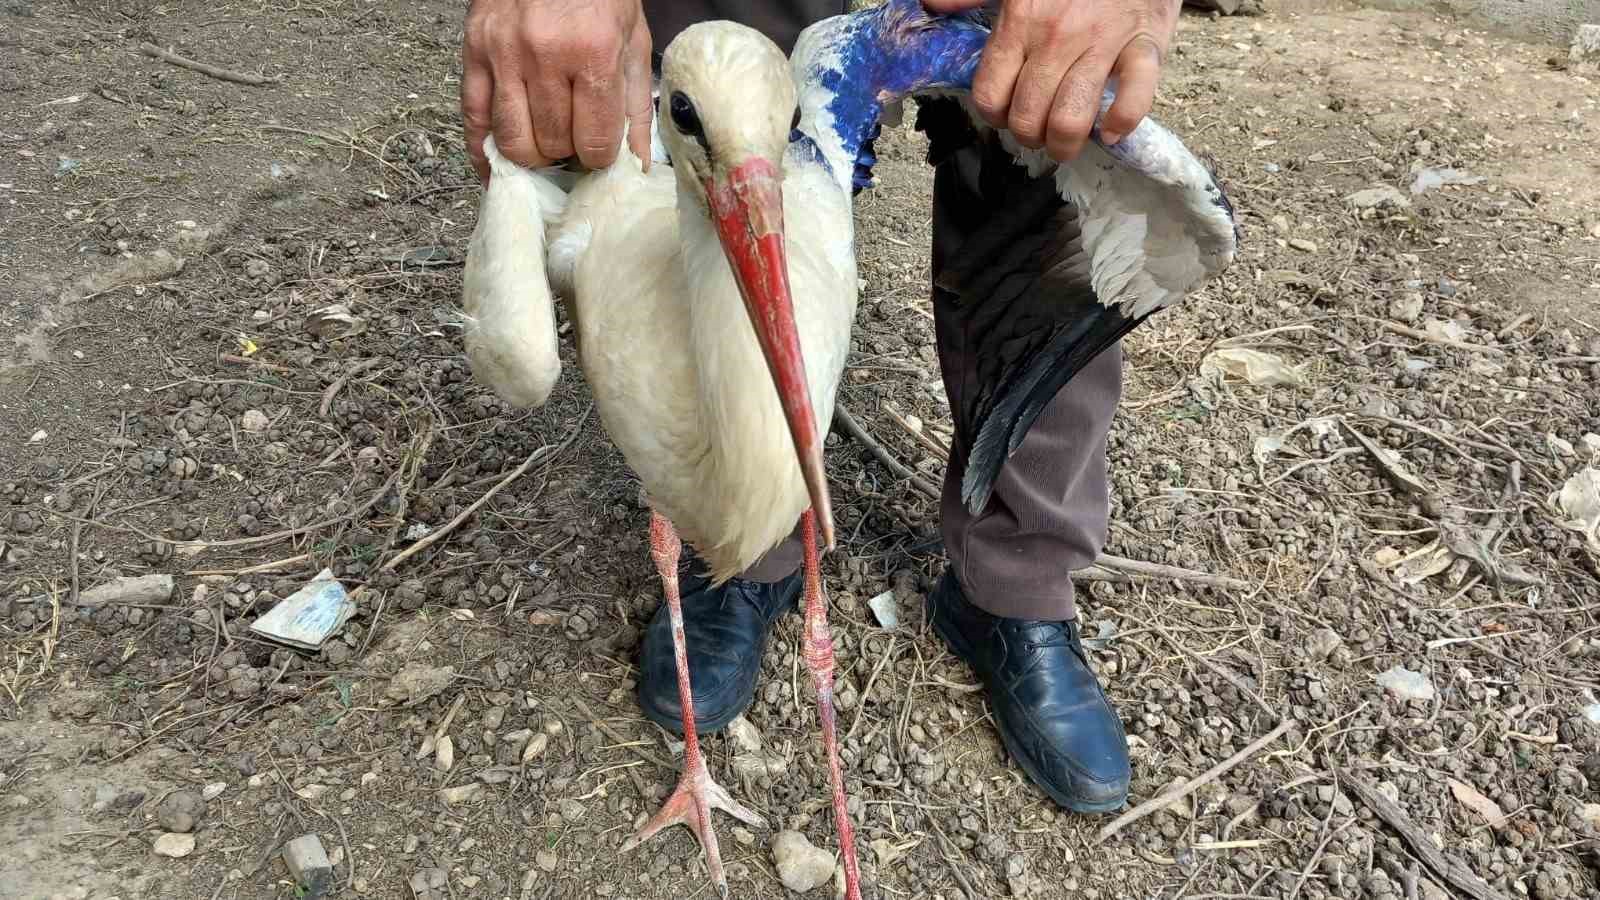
[922,0,1181,161]
[461,0,654,183]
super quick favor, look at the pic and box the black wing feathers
[917,97,1147,515]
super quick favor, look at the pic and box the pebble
[1288,238,1318,253]
[158,790,203,833]
[1306,628,1344,662]
[772,830,834,893]
[241,409,270,433]
[438,783,482,805]
[536,849,559,872]
[153,832,196,858]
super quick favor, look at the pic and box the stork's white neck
[670,190,808,559]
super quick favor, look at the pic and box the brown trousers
[642,0,1120,622]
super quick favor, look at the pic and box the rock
[241,409,270,433]
[153,832,196,858]
[1346,185,1410,210]
[158,791,203,833]
[201,782,228,802]
[520,733,549,764]
[1388,293,1424,324]
[1376,666,1435,702]
[434,735,454,772]
[536,849,559,872]
[1306,628,1344,662]
[283,834,334,896]
[558,799,587,824]
[75,574,175,608]
[385,662,454,705]
[1571,23,1600,62]
[1288,238,1318,253]
[93,784,145,813]
[772,830,834,893]
[438,783,482,806]
[408,867,449,900]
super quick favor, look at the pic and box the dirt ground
[3,1,1600,898]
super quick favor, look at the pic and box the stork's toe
[638,559,801,735]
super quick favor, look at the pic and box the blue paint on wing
[796,0,990,187]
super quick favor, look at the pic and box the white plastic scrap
[1376,665,1436,703]
[1550,467,1600,553]
[1199,348,1307,387]
[867,590,900,629]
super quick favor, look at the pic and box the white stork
[459,3,1239,898]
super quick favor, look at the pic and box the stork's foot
[622,755,767,896]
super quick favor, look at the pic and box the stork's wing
[461,137,574,408]
[914,95,1238,515]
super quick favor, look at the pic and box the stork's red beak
[705,157,835,551]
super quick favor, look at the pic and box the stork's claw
[622,756,767,895]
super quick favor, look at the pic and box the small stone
[1346,185,1410,210]
[153,832,196,858]
[733,827,756,847]
[158,791,203,833]
[439,783,482,806]
[772,830,834,893]
[283,834,334,896]
[1288,238,1318,253]
[521,733,549,764]
[536,849,559,872]
[1306,628,1344,662]
[1571,23,1600,62]
[435,735,455,772]
[558,798,586,824]
[241,409,270,433]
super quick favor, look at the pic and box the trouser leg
[927,123,1122,624]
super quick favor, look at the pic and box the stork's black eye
[790,106,801,133]
[669,92,702,137]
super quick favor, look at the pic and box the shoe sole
[928,593,1128,815]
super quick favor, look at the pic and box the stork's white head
[656,22,834,550]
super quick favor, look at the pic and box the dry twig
[382,406,590,572]
[1098,719,1294,842]
[1339,771,1510,900]
[138,42,282,85]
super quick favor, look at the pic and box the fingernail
[1101,130,1123,145]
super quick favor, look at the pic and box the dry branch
[1339,771,1510,900]
[1098,718,1293,842]
[381,405,590,572]
[138,42,282,85]
[833,404,942,500]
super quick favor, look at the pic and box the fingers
[571,68,623,169]
[461,51,494,184]
[1044,50,1114,162]
[1099,35,1160,145]
[622,23,655,169]
[969,19,1024,128]
[491,72,545,169]
[1007,50,1071,148]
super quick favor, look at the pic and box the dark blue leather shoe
[927,569,1131,812]
[637,553,802,735]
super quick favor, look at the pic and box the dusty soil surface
[4,1,1600,899]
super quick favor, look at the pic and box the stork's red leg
[800,510,862,900]
[622,512,766,898]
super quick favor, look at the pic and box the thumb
[623,23,655,171]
